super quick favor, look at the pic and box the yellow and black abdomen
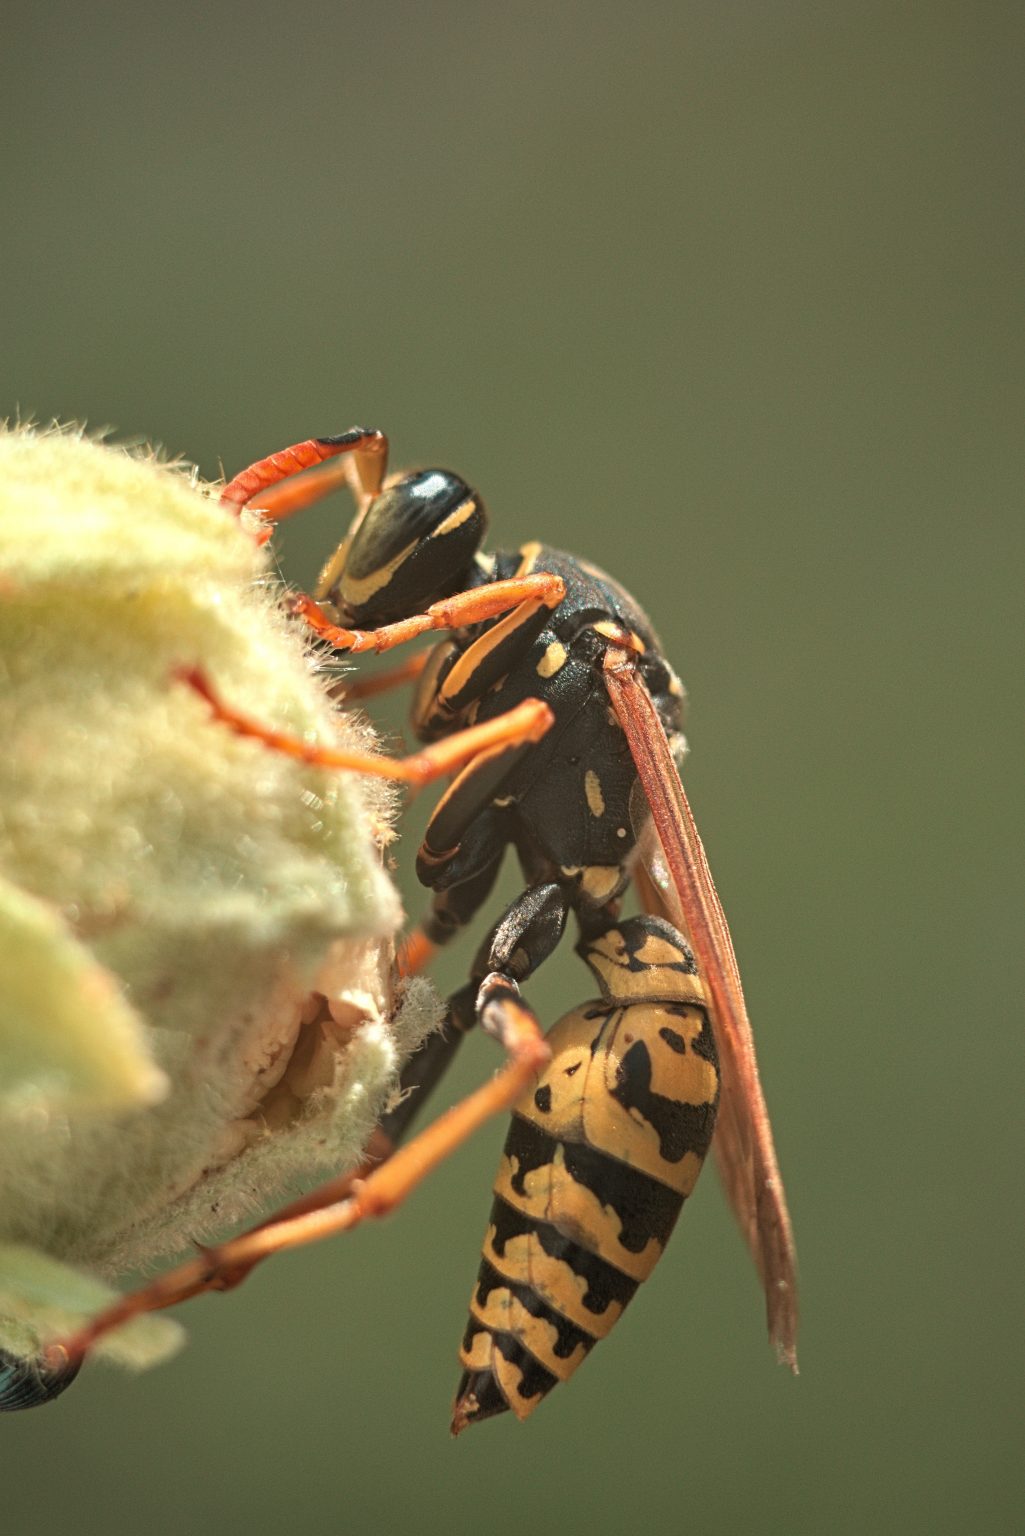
[452,916,720,1431]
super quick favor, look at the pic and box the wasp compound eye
[0,1348,83,1411]
[331,469,488,626]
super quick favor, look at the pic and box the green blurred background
[3,2,1021,1532]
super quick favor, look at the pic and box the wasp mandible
[42,428,798,1431]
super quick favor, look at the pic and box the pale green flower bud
[0,424,438,1387]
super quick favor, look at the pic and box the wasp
[30,429,797,1429]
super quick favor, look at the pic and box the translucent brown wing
[604,650,798,1371]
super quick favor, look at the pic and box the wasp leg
[219,427,389,519]
[400,574,576,971]
[399,815,507,984]
[50,983,483,1315]
[44,886,568,1365]
[187,980,486,1295]
[407,584,572,950]
[397,882,571,1153]
[397,925,438,978]
[177,665,553,786]
[243,982,480,1243]
[291,571,566,656]
[472,882,570,987]
[398,809,508,978]
[412,594,556,738]
[48,888,569,1364]
[234,876,571,1271]
[49,982,550,1369]
[331,650,431,706]
[400,884,571,1150]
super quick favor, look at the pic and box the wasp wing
[604,652,798,1371]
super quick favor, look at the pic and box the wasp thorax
[329,469,487,626]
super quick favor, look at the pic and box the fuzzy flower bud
[0,424,437,1388]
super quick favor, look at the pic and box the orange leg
[332,650,431,705]
[244,456,362,525]
[292,571,566,655]
[397,925,438,978]
[219,428,389,521]
[176,666,553,786]
[191,1127,400,1295]
[47,980,550,1369]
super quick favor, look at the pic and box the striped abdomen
[452,916,720,1432]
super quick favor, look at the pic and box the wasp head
[320,468,488,627]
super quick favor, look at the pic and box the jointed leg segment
[292,571,566,655]
[219,428,389,521]
[176,665,553,787]
[48,431,581,1380]
[333,651,432,704]
[48,979,550,1371]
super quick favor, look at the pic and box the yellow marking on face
[516,541,542,575]
[430,497,478,538]
[475,551,497,575]
[340,535,418,607]
[469,1284,588,1380]
[493,794,515,807]
[484,1226,624,1338]
[536,640,568,678]
[584,769,605,818]
[580,865,622,904]
[314,539,351,602]
[494,1144,665,1280]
